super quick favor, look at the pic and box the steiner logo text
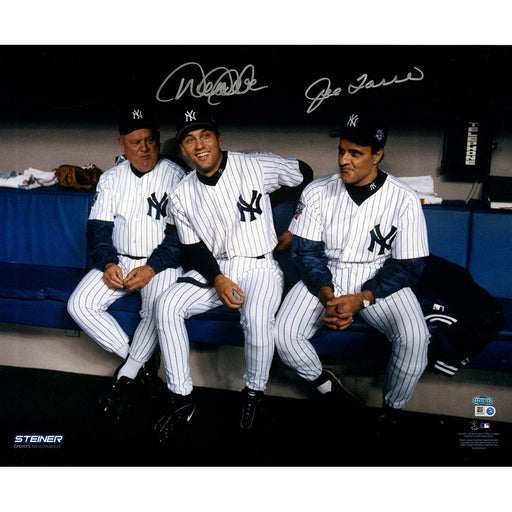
[14,434,64,444]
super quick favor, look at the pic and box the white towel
[400,175,443,205]
[24,168,58,187]
[0,171,41,189]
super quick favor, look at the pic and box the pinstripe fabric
[359,288,429,408]
[67,156,186,362]
[90,157,186,257]
[157,152,299,396]
[156,257,284,395]
[68,268,131,353]
[275,171,430,409]
[291,172,428,266]
[68,258,182,361]
[168,152,303,257]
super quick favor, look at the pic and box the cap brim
[176,122,218,142]
[328,128,375,146]
[119,122,159,135]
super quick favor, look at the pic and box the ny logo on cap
[132,109,143,120]
[185,110,196,122]
[347,114,359,127]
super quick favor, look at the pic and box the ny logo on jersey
[368,224,397,255]
[147,192,168,220]
[132,109,143,120]
[237,190,263,222]
[185,110,196,122]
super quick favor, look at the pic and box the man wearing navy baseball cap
[329,111,388,149]
[175,106,219,143]
[68,102,189,420]
[118,104,160,136]
[274,108,431,441]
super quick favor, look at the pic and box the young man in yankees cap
[68,103,189,418]
[274,110,430,436]
[153,106,313,439]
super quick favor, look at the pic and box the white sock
[316,380,332,394]
[117,356,144,380]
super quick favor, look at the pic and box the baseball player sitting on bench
[274,110,430,435]
[153,107,312,440]
[67,104,188,418]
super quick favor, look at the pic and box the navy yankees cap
[329,111,388,148]
[119,104,160,135]
[176,106,218,142]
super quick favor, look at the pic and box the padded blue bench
[0,186,510,375]
[465,206,512,372]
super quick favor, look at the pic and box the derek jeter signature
[305,66,424,113]
[156,61,268,106]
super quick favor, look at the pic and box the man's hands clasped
[318,285,373,331]
[103,263,155,291]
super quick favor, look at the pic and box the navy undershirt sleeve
[147,223,181,274]
[269,160,314,210]
[292,235,333,296]
[180,241,221,284]
[87,219,118,271]
[362,257,426,298]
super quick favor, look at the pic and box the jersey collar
[196,151,228,186]
[345,169,387,205]
[130,157,160,178]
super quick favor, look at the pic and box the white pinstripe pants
[67,256,182,363]
[275,281,430,409]
[155,255,284,396]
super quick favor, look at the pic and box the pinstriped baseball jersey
[89,157,187,257]
[275,169,430,408]
[290,172,429,290]
[168,151,303,257]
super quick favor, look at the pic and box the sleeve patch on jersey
[294,200,306,219]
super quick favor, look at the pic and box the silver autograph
[156,61,268,106]
[305,66,424,113]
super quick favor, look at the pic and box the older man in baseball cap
[67,103,189,419]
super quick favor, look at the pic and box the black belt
[118,254,146,260]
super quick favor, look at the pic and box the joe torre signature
[305,66,425,113]
[156,62,268,106]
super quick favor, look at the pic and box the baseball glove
[55,163,102,190]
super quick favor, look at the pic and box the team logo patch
[237,190,263,222]
[294,200,306,219]
[147,192,168,220]
[375,129,385,142]
[185,110,196,122]
[367,224,397,255]
[347,114,359,127]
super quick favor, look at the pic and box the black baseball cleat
[154,391,196,443]
[376,403,403,442]
[314,368,366,409]
[98,374,137,419]
[136,351,165,401]
[240,387,264,430]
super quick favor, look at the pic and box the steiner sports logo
[13,434,64,447]
[472,395,494,406]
